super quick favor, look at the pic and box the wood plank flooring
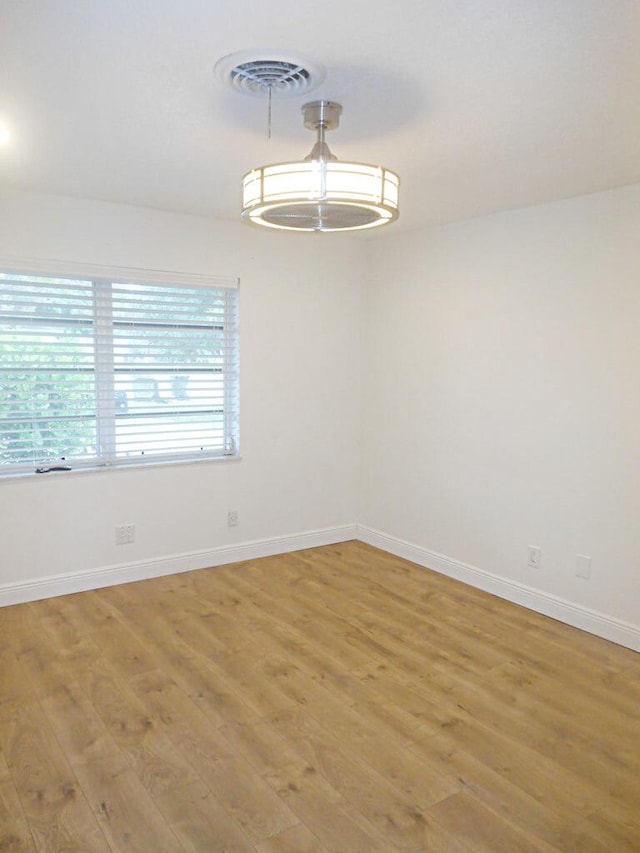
[1,540,639,851]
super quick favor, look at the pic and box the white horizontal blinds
[93,280,116,464]
[0,274,98,472]
[0,267,239,474]
[223,283,240,455]
[104,280,238,463]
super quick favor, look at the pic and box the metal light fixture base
[302,100,342,132]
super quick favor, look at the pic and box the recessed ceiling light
[0,122,11,146]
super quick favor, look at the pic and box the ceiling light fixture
[242,100,399,232]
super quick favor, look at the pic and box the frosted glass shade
[242,159,399,232]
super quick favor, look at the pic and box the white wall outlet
[576,554,592,579]
[527,545,541,569]
[115,524,136,545]
[227,510,238,528]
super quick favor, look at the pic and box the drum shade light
[242,101,399,232]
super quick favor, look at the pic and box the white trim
[357,525,640,653]
[0,525,357,607]
[3,519,637,653]
[0,454,242,484]
[0,255,238,289]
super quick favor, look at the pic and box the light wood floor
[1,541,639,852]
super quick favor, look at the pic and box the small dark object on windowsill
[35,466,72,473]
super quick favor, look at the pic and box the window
[0,265,239,475]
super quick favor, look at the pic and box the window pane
[0,272,239,473]
[108,282,237,462]
[0,276,97,468]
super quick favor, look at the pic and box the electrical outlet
[576,554,591,579]
[527,545,541,569]
[115,524,136,545]
[227,510,238,528]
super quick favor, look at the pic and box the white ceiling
[1,1,639,234]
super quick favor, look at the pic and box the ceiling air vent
[215,50,325,98]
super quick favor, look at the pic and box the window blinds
[0,270,239,474]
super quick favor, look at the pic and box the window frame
[0,259,240,477]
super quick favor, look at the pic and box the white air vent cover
[215,50,325,98]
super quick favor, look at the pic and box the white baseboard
[357,525,640,653]
[3,520,638,653]
[0,524,358,607]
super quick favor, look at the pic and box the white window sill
[0,454,242,483]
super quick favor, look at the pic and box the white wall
[0,189,363,589]
[2,183,639,647]
[361,184,640,631]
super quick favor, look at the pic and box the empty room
[1,2,639,850]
